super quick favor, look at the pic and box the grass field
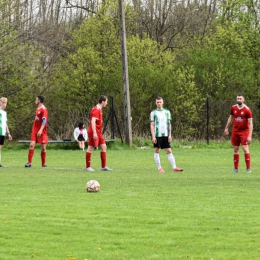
[1,142,260,260]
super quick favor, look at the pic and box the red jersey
[88,105,103,134]
[32,105,48,134]
[231,104,252,132]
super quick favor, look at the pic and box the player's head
[155,96,164,109]
[0,97,8,109]
[37,95,45,104]
[98,95,108,107]
[236,93,245,106]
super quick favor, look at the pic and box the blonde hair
[0,97,7,103]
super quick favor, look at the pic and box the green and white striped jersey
[0,109,7,136]
[149,108,171,137]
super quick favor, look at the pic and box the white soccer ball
[86,180,100,192]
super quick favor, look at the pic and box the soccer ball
[86,180,100,192]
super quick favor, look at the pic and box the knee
[242,146,249,153]
[233,147,239,153]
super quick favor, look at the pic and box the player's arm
[91,117,97,139]
[38,117,46,135]
[247,118,253,143]
[6,124,12,140]
[168,120,172,142]
[150,121,156,143]
[224,115,234,135]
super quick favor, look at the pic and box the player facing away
[224,93,253,173]
[85,95,112,171]
[25,96,48,168]
[150,96,183,173]
[0,97,12,167]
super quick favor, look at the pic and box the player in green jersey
[0,97,12,167]
[150,96,183,173]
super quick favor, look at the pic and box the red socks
[86,152,91,168]
[86,152,106,168]
[41,151,46,166]
[233,154,239,170]
[28,149,34,164]
[233,153,251,170]
[245,153,250,169]
[101,152,106,168]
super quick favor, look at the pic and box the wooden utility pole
[118,0,132,146]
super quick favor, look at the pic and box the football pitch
[1,145,260,260]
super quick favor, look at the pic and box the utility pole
[118,0,132,146]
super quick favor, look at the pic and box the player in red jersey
[85,95,112,171]
[224,93,253,173]
[25,96,48,168]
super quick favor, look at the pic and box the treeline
[0,0,259,141]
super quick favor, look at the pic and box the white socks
[154,153,161,170]
[154,152,177,170]
[167,153,176,169]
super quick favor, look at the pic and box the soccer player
[0,97,12,167]
[85,95,112,171]
[25,96,48,168]
[224,93,253,173]
[150,96,183,173]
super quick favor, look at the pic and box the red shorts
[31,132,48,144]
[88,133,105,147]
[231,131,248,146]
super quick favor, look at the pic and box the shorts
[154,136,171,149]
[231,131,249,146]
[0,136,5,145]
[31,132,48,144]
[88,133,105,147]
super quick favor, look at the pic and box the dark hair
[156,96,163,100]
[237,93,245,98]
[78,122,85,129]
[98,95,108,104]
[37,95,44,103]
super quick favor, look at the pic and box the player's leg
[160,137,183,172]
[153,137,164,172]
[25,137,36,167]
[165,147,183,172]
[86,134,95,171]
[232,146,240,172]
[0,145,2,166]
[154,147,164,172]
[41,143,47,167]
[240,133,251,173]
[0,136,5,167]
[100,135,112,171]
[231,132,240,172]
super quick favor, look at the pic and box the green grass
[1,143,260,260]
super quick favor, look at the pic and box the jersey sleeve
[247,109,253,119]
[92,108,100,120]
[149,111,154,122]
[167,110,172,121]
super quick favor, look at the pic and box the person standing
[85,95,112,171]
[150,96,183,173]
[0,97,12,167]
[25,96,48,168]
[224,93,253,173]
[74,122,88,150]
